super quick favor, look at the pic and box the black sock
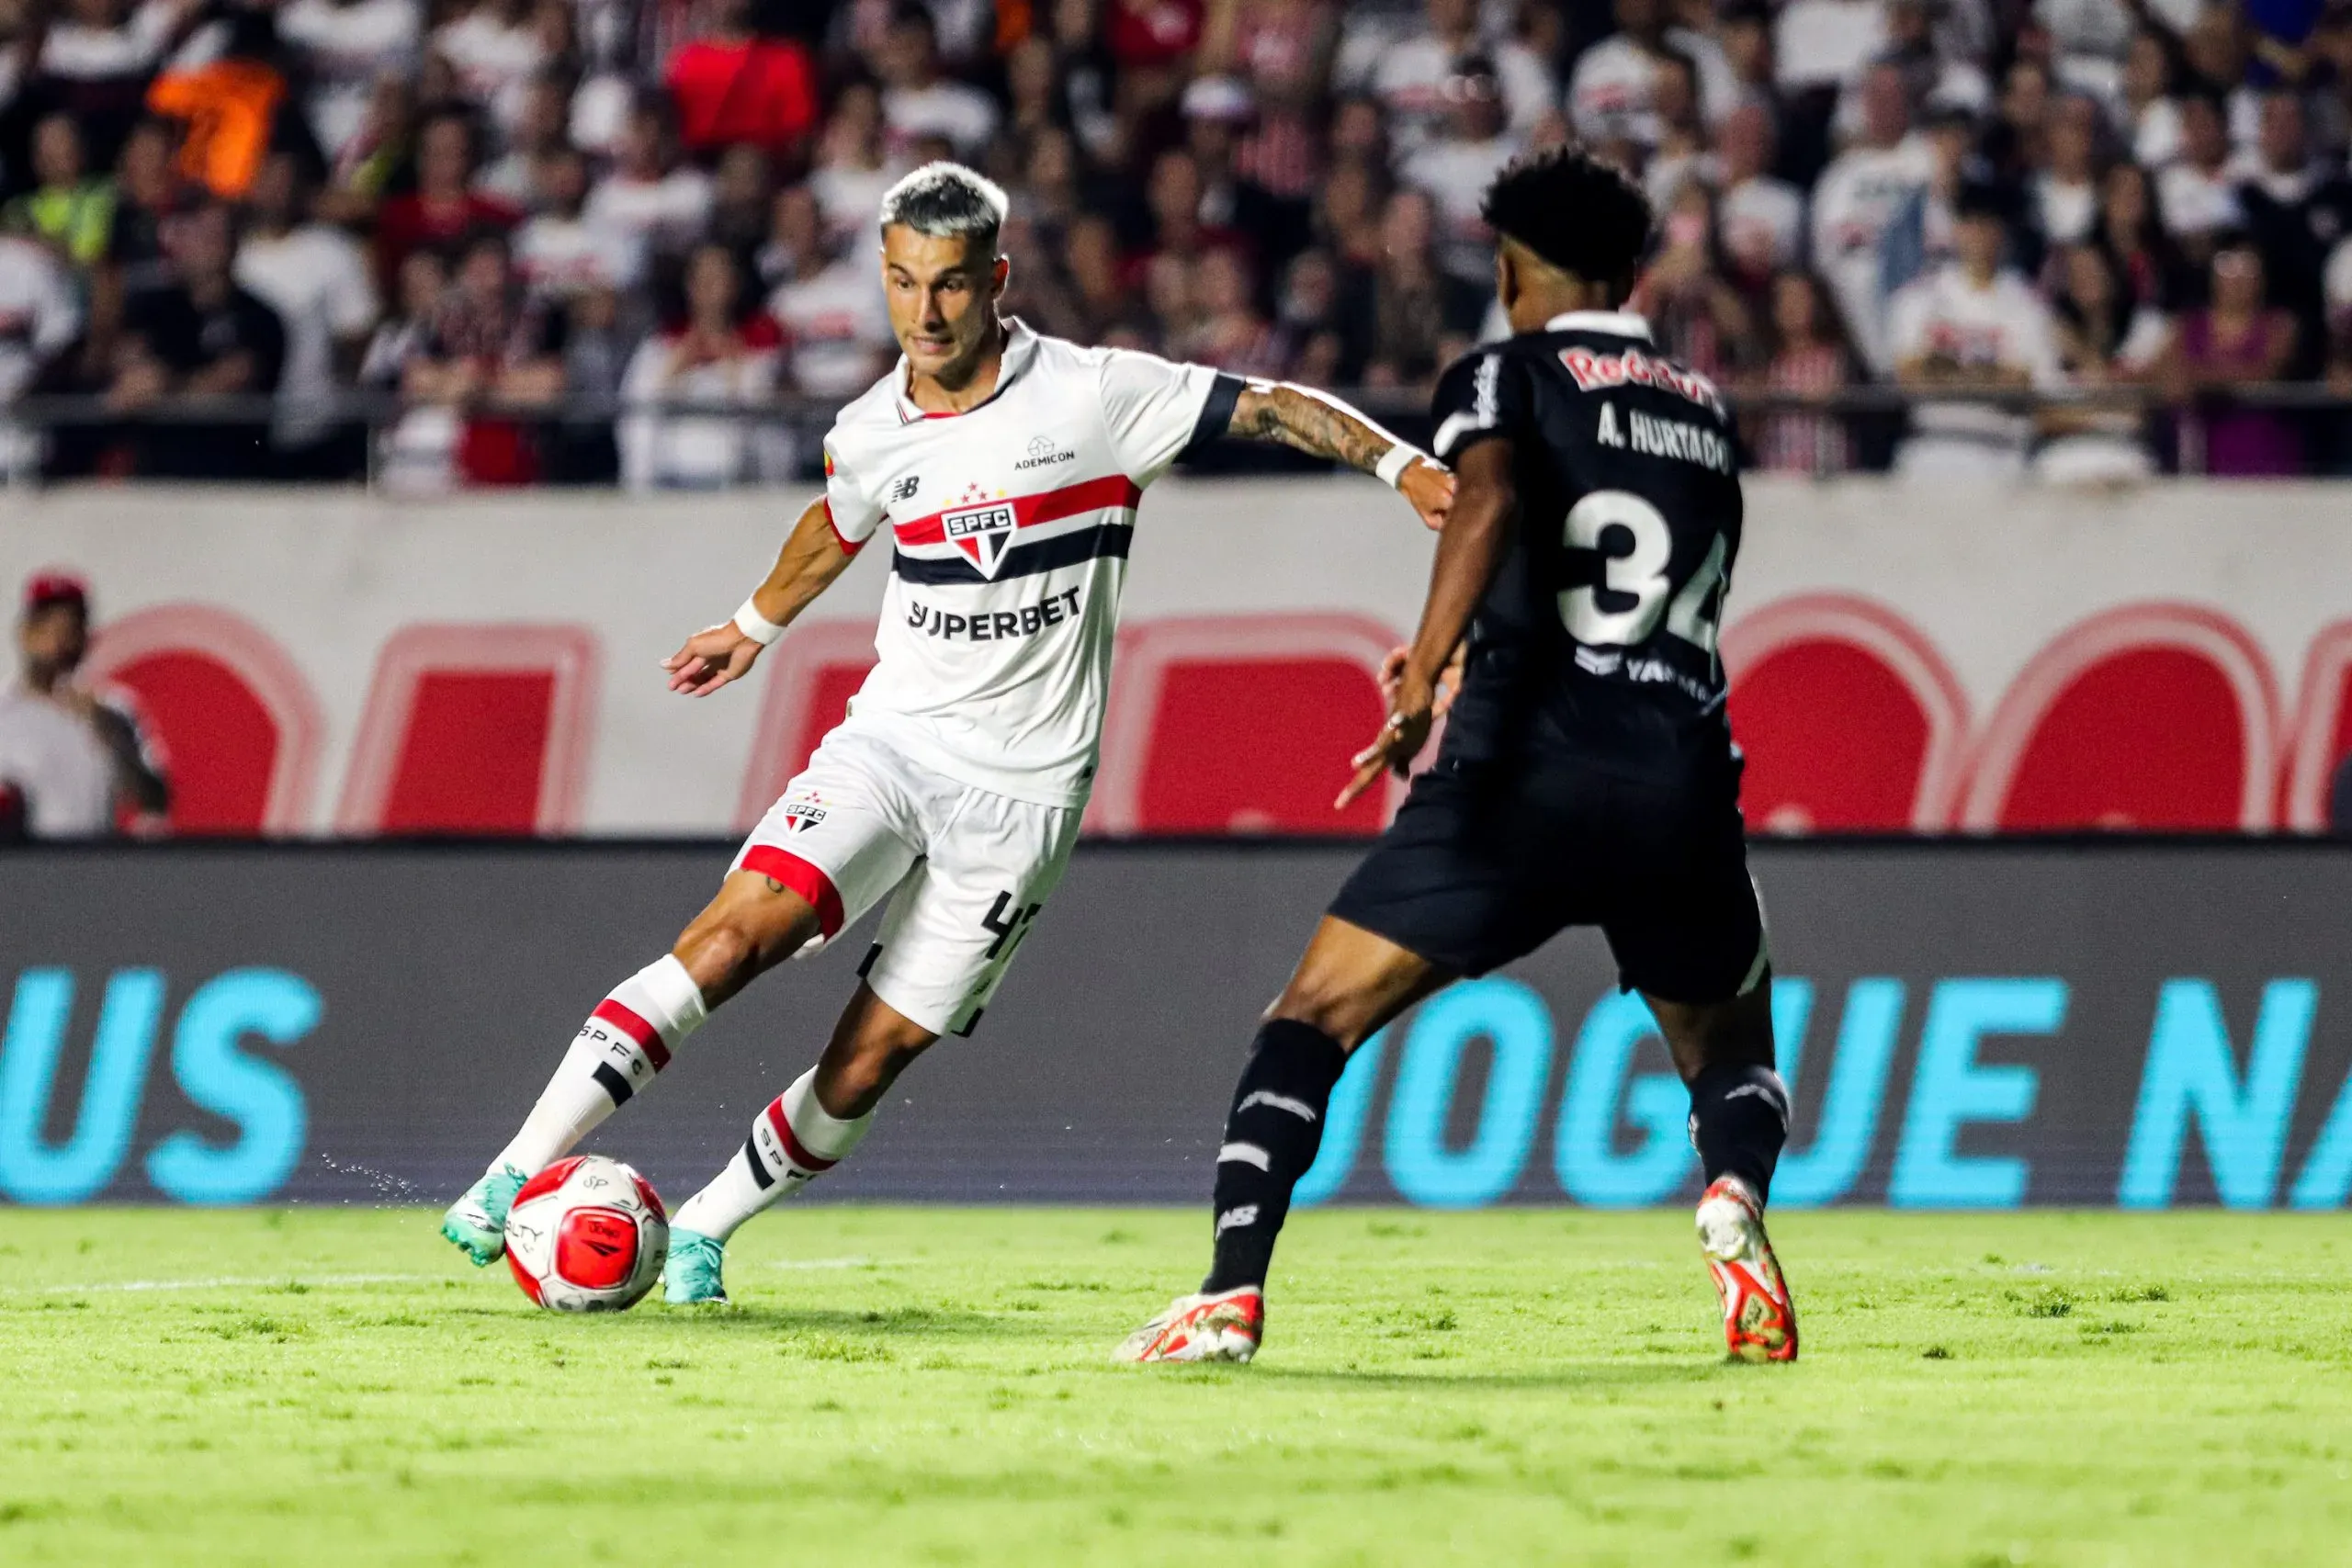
[1687,1062,1790,1201]
[1202,1020,1350,1294]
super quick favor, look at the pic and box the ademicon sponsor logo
[0,967,321,1204]
[1295,975,2352,1210]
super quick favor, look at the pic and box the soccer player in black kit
[1120,148,1797,1366]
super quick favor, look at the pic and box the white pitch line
[761,1256,881,1271]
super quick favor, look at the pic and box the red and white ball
[503,1155,668,1312]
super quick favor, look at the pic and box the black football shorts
[1328,751,1767,1003]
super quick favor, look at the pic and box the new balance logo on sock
[1216,1204,1260,1237]
[1237,1090,1318,1122]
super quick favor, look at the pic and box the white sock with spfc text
[490,955,708,1176]
[672,1068,874,1242]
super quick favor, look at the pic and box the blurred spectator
[0,572,169,839]
[2120,27,2182,169]
[1205,0,1337,202]
[2235,92,2352,364]
[278,0,424,160]
[1642,181,1753,378]
[234,152,379,476]
[2098,160,2191,310]
[477,69,577,207]
[375,111,520,290]
[808,80,898,246]
[1568,0,1733,150]
[876,4,997,159]
[0,236,82,480]
[1812,62,1935,371]
[39,0,207,172]
[1714,102,1804,287]
[1747,268,1858,475]
[619,243,778,489]
[1373,0,1553,156]
[1398,52,1518,287]
[107,201,288,479]
[1774,0,1885,96]
[514,144,646,298]
[1889,186,2064,478]
[403,228,564,485]
[2030,95,2105,251]
[706,144,775,266]
[2036,242,2165,483]
[6,115,116,270]
[763,184,892,398]
[665,0,820,159]
[1354,186,1481,387]
[2158,87,2244,246]
[585,95,714,262]
[2163,240,2303,475]
[433,0,546,139]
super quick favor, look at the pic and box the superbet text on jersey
[814,320,1239,807]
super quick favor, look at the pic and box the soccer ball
[502,1155,669,1312]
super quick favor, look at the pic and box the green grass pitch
[2,1208,2348,1567]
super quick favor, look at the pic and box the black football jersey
[1428,311,1744,778]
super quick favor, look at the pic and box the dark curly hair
[1479,146,1656,293]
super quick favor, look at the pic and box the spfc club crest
[944,500,1020,577]
[780,793,826,833]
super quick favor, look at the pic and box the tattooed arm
[1227,380,1454,530]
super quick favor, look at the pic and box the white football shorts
[730,721,1081,1037]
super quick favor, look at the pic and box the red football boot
[1697,1176,1798,1362]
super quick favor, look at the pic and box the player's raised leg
[1117,917,1450,1363]
[662,984,933,1303]
[439,872,824,1264]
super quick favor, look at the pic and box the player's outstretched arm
[1227,381,1455,531]
[1339,439,1517,807]
[662,495,857,698]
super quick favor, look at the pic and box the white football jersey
[818,320,1231,807]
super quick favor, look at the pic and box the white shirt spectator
[1811,135,1937,369]
[1774,0,1887,90]
[585,168,715,257]
[616,326,782,491]
[235,223,379,446]
[0,238,79,479]
[2157,159,2243,237]
[433,5,544,137]
[1371,36,1555,154]
[769,258,894,399]
[810,162,903,246]
[514,214,645,298]
[2326,233,2352,325]
[2133,97,2183,168]
[40,0,181,79]
[882,78,1000,158]
[1567,30,1738,145]
[1721,175,1808,272]
[1889,263,2065,468]
[2033,174,2099,245]
[1400,132,1520,285]
[278,0,421,156]
[0,683,161,838]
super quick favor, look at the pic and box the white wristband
[1375,443,1426,489]
[731,598,786,647]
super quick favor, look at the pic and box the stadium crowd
[0,0,2349,485]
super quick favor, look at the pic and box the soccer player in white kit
[441,164,1454,1303]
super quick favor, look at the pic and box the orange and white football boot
[1114,1285,1265,1364]
[1697,1175,1798,1362]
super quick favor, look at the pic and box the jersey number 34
[1558,490,1728,656]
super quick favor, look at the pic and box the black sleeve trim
[1176,372,1247,462]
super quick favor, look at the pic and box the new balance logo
[1215,1204,1261,1237]
[890,475,921,502]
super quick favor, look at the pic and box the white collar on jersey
[892,316,1040,423]
[1543,310,1654,341]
